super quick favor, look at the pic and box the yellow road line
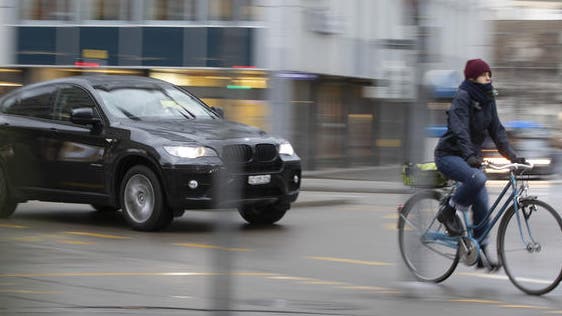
[338,285,390,291]
[0,223,28,229]
[174,242,251,252]
[501,304,549,310]
[449,299,502,304]
[56,239,96,245]
[64,231,130,240]
[307,256,391,266]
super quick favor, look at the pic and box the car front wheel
[0,167,17,218]
[120,165,172,231]
[238,202,288,225]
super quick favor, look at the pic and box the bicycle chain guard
[459,237,479,266]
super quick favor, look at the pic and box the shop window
[20,0,73,21]
[145,0,197,21]
[208,0,233,21]
[238,0,259,21]
[87,0,133,20]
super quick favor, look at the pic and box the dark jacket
[434,86,516,161]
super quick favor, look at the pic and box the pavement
[301,165,411,194]
[294,165,412,208]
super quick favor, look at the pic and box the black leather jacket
[434,88,516,161]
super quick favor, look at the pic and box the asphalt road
[0,182,561,315]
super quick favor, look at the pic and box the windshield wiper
[116,106,141,121]
[159,88,196,119]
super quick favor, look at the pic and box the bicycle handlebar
[482,161,534,170]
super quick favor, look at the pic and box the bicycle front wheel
[498,199,562,295]
[398,190,459,283]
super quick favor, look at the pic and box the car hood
[117,119,276,145]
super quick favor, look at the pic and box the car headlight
[278,142,295,156]
[164,146,217,158]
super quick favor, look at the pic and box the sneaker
[437,199,463,236]
[476,247,501,272]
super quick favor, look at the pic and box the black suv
[0,76,300,230]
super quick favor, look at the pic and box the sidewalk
[300,165,412,194]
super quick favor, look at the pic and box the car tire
[238,202,288,225]
[0,166,17,218]
[91,204,119,213]
[120,165,172,231]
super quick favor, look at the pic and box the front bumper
[162,160,301,210]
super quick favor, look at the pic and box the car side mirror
[211,106,224,119]
[70,107,101,127]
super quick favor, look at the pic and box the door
[47,84,109,194]
[0,85,57,192]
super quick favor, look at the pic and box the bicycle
[398,161,562,295]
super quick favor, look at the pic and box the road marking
[384,223,398,231]
[449,299,502,304]
[0,223,28,229]
[458,272,553,284]
[383,213,399,219]
[56,239,95,245]
[0,271,276,278]
[0,289,62,294]
[501,304,549,310]
[174,242,251,252]
[307,256,391,266]
[545,311,562,314]
[64,231,130,240]
[337,285,391,291]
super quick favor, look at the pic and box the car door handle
[50,127,59,132]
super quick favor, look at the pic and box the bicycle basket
[401,161,448,188]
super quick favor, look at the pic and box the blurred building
[1,0,556,170]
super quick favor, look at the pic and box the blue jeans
[435,155,490,245]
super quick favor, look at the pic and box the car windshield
[96,86,217,121]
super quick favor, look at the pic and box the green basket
[401,161,448,188]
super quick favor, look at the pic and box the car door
[0,85,57,193]
[47,84,109,194]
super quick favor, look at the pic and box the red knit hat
[464,59,492,80]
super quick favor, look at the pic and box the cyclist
[434,58,525,270]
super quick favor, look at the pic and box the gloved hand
[511,157,526,164]
[466,155,483,168]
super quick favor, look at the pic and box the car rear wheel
[0,166,17,218]
[238,202,288,225]
[120,165,172,231]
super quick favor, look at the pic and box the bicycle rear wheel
[398,190,459,282]
[498,199,562,295]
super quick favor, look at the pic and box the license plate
[248,174,271,185]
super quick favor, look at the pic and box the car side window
[53,85,97,122]
[3,86,55,119]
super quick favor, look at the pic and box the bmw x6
[0,76,301,231]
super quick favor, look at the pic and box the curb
[293,198,353,208]
[301,178,413,194]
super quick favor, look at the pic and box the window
[53,86,97,122]
[145,0,197,21]
[238,0,259,21]
[86,0,132,20]
[208,0,233,21]
[3,86,55,119]
[20,0,73,21]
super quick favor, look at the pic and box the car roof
[10,75,171,93]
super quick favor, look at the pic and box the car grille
[221,143,281,173]
[222,144,252,163]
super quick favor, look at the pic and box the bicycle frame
[422,169,524,250]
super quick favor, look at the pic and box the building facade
[0,0,499,170]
